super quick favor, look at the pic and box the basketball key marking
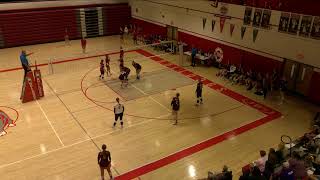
[0,110,16,137]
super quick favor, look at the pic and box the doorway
[282,59,314,96]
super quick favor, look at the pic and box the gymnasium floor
[0,36,317,180]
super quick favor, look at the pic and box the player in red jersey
[81,37,87,53]
[99,60,105,80]
[105,55,111,76]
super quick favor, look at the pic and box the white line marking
[35,100,65,147]
[0,113,169,169]
[130,83,171,112]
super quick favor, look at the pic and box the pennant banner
[212,20,216,32]
[203,18,207,30]
[253,29,259,42]
[220,17,226,33]
[241,26,246,39]
[230,24,235,36]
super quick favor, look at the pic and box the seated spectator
[278,161,294,180]
[255,150,268,173]
[289,152,307,179]
[239,165,251,180]
[249,166,266,180]
[214,165,232,180]
[264,148,280,179]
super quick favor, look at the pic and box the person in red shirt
[81,37,87,53]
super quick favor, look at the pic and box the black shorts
[196,92,202,98]
[115,113,123,121]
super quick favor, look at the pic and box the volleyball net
[40,40,178,75]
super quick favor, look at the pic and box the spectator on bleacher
[239,165,251,180]
[249,166,266,180]
[254,150,268,173]
[289,152,307,179]
[215,165,232,180]
[264,148,279,179]
[278,161,294,180]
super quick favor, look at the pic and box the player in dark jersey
[97,144,112,180]
[99,60,105,80]
[105,55,111,76]
[132,61,142,79]
[195,79,203,105]
[120,46,124,60]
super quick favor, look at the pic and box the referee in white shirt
[113,98,124,128]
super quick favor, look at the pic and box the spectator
[289,152,307,179]
[249,166,266,180]
[276,142,286,162]
[255,150,268,173]
[215,165,232,180]
[279,161,294,180]
[264,148,279,179]
[239,166,251,180]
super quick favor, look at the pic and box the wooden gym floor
[0,36,317,180]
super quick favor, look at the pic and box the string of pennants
[202,17,259,42]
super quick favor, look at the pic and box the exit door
[283,59,314,96]
[167,25,178,40]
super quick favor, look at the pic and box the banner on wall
[230,24,235,36]
[261,10,271,28]
[288,14,300,34]
[243,7,252,25]
[278,12,290,33]
[253,29,259,42]
[311,16,320,39]
[212,20,216,32]
[203,18,207,30]
[253,9,262,27]
[299,16,312,37]
[241,26,246,39]
[220,17,226,33]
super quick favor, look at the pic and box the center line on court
[35,100,65,147]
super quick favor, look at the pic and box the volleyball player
[195,79,203,105]
[132,61,142,79]
[97,144,113,180]
[113,98,124,128]
[105,55,111,76]
[120,46,124,60]
[119,68,126,88]
[99,60,105,80]
[81,37,87,53]
[171,93,180,125]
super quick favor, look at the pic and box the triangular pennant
[230,24,235,36]
[220,17,226,33]
[241,26,246,39]
[253,29,259,42]
[212,20,216,32]
[203,18,207,30]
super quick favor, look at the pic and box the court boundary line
[0,48,282,178]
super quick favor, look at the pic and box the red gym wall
[0,3,130,48]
